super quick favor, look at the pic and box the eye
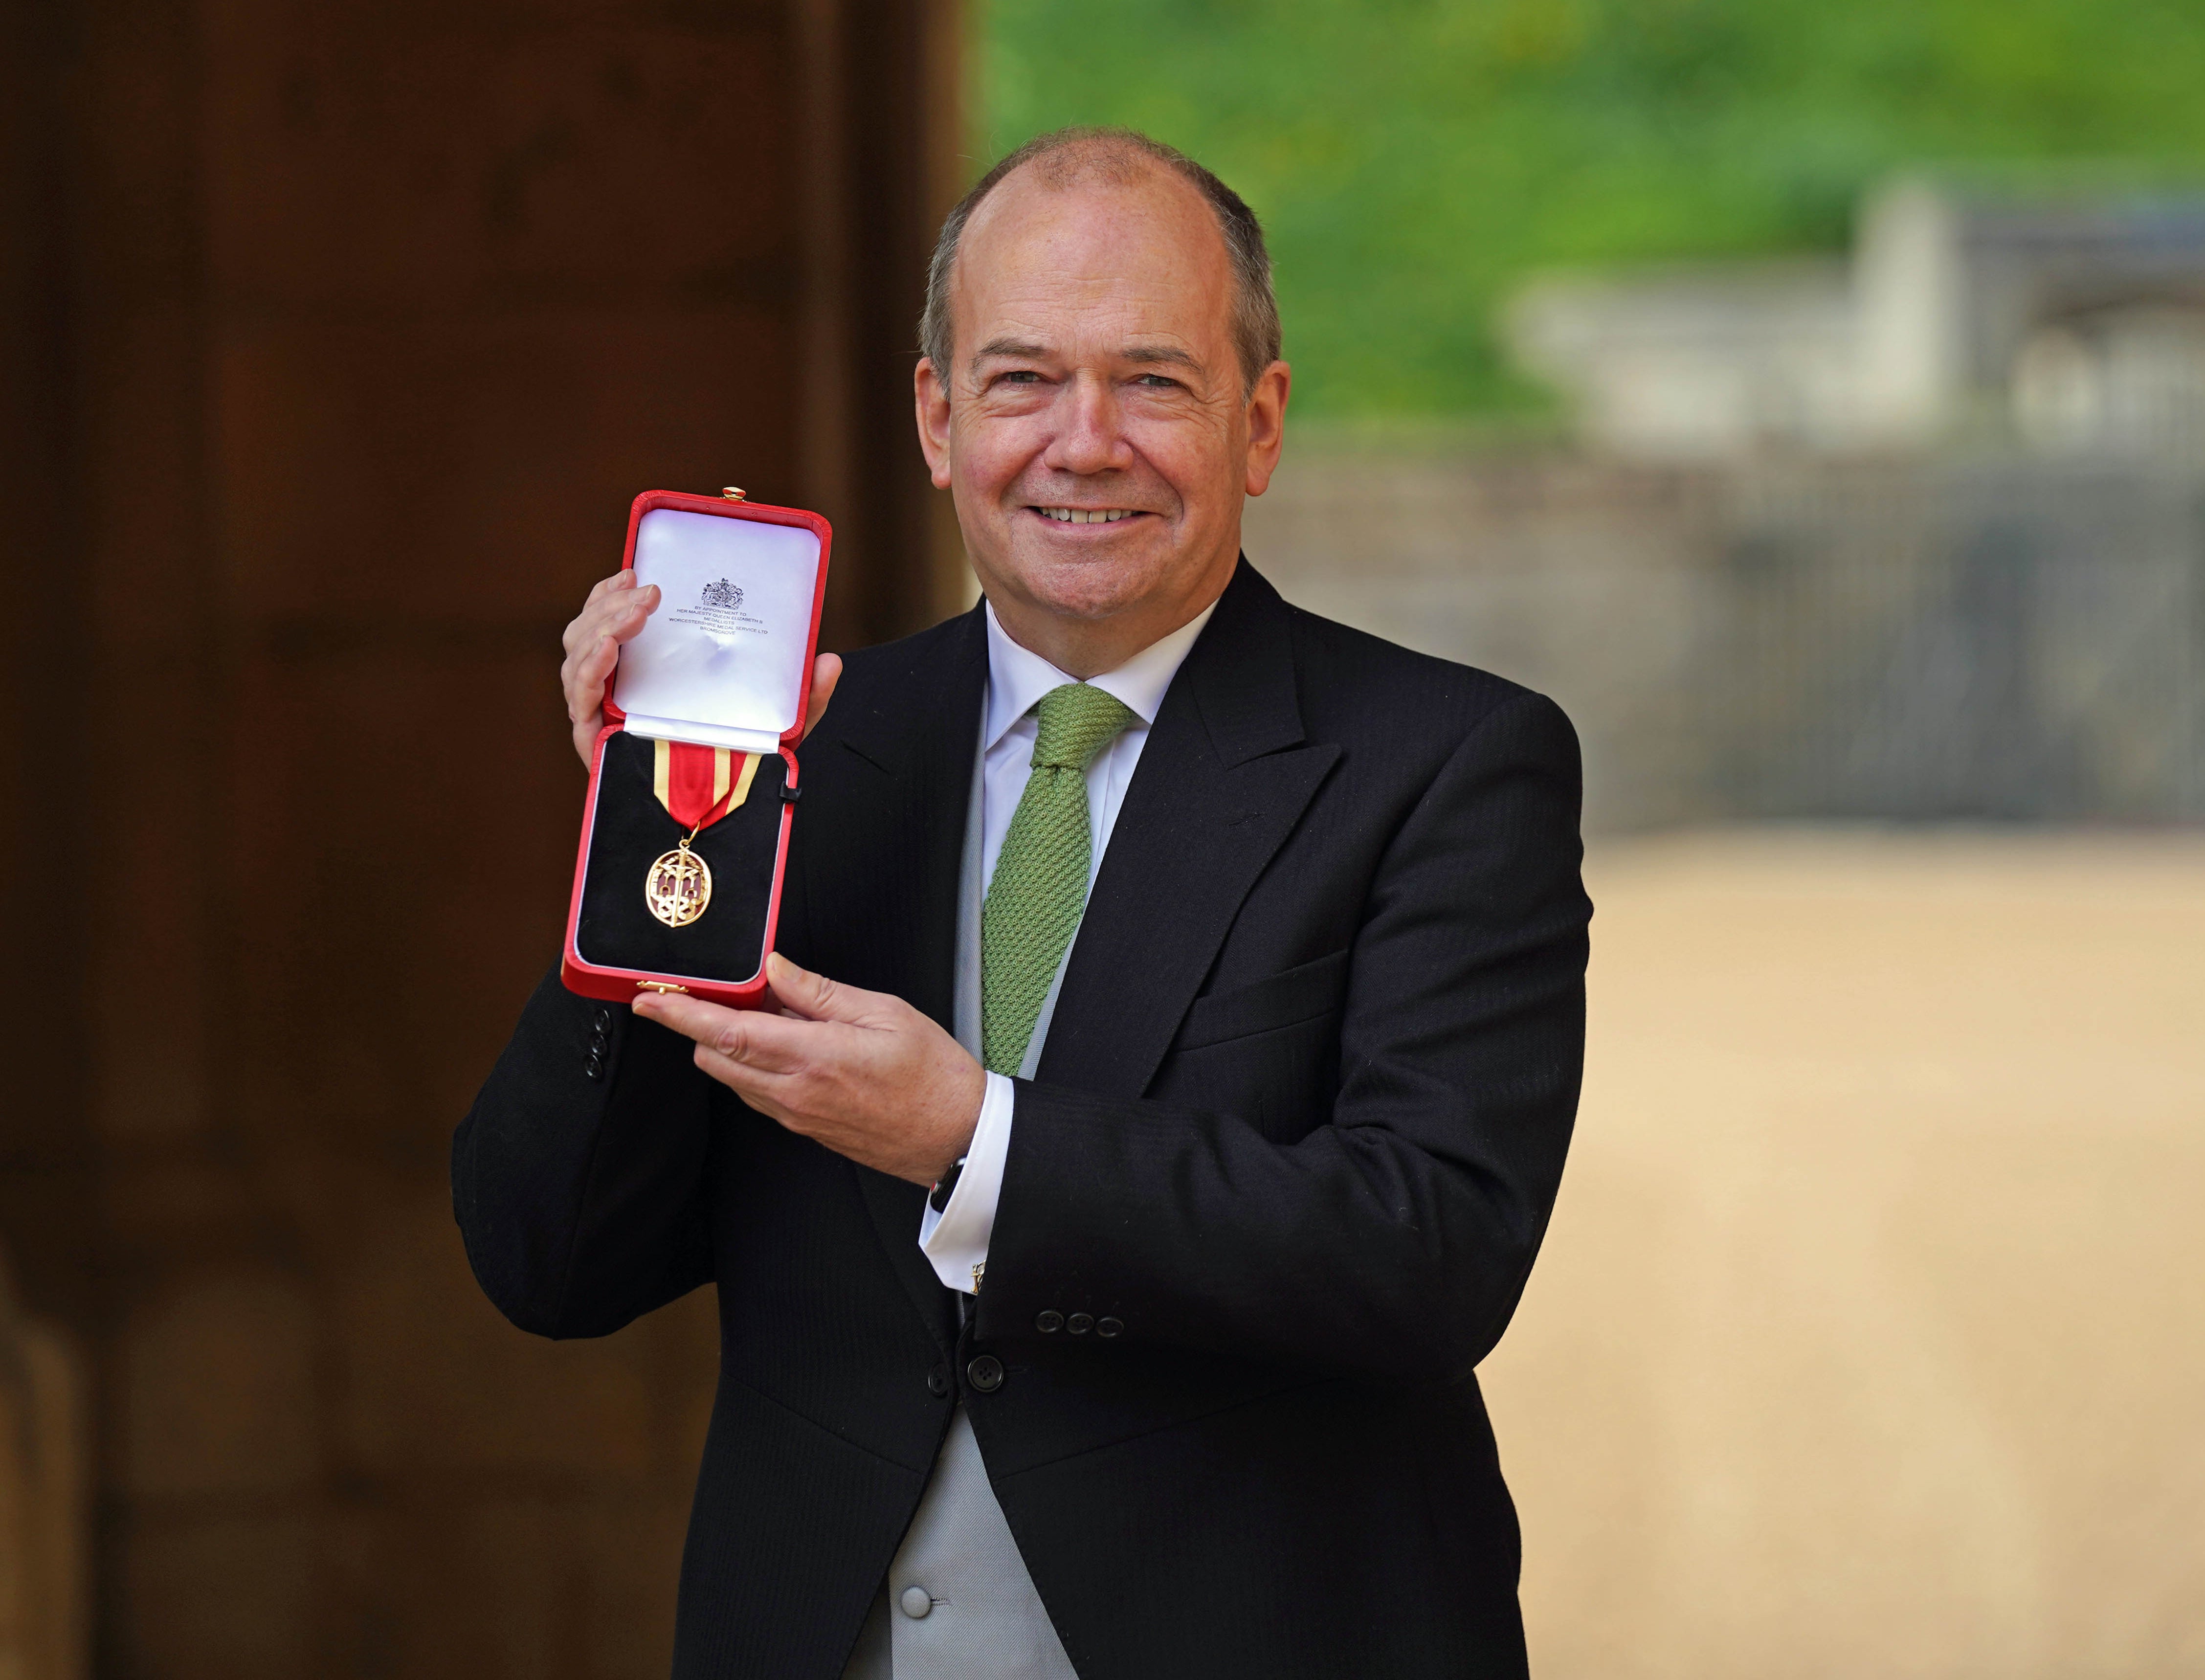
[1134,373,1180,388]
[995,370,1043,385]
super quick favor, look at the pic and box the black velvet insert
[574,732,790,984]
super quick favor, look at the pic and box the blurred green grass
[979,0,2205,418]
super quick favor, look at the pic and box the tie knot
[1030,682,1138,771]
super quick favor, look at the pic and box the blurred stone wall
[0,1,960,1675]
[1246,441,2205,831]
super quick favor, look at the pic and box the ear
[914,358,955,490]
[1242,360,1292,496]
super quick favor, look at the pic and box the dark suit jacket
[453,561,1591,1679]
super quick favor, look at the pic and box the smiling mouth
[1031,506,1144,525]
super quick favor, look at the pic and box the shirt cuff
[919,1072,1014,1294]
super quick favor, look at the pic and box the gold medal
[645,834,713,927]
[640,739,759,928]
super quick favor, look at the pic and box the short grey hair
[919,127,1283,396]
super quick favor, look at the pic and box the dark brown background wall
[0,1,961,1673]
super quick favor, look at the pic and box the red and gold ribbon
[650,739,760,835]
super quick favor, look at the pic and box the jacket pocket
[1176,948,1351,1052]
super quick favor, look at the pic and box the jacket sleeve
[451,968,720,1339]
[975,690,1591,1382]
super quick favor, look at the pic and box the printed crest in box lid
[610,492,830,756]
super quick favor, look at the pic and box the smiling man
[455,129,1591,1680]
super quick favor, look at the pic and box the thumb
[802,653,843,742]
[764,951,882,1025]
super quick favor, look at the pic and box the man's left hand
[632,953,986,1187]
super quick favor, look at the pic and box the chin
[993,536,1173,622]
[1017,557,1168,622]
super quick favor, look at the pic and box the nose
[1041,371,1130,477]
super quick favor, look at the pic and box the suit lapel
[821,607,986,1350]
[821,607,986,1029]
[1037,563,1341,1098]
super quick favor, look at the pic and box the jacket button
[1035,1310,1064,1333]
[593,1008,612,1032]
[966,1354,1004,1392]
[1067,1313,1093,1336]
[925,1366,949,1397]
[1097,1317,1124,1338]
[584,1053,605,1080]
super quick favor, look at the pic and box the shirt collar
[981,596,1219,754]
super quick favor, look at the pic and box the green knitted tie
[981,682,1139,1075]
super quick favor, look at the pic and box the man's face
[915,162,1289,639]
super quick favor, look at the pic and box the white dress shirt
[917,598,1216,1292]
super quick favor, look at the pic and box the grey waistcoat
[839,725,1079,1680]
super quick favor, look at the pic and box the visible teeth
[1040,507,1135,524]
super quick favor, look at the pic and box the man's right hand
[559,568,845,768]
[561,569,662,767]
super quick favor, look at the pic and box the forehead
[952,161,1235,357]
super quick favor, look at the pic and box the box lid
[609,490,831,755]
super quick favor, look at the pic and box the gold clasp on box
[721,487,745,501]
[636,982,690,994]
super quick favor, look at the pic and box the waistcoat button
[925,1366,950,1397]
[899,1586,933,1619]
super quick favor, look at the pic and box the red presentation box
[560,489,832,1009]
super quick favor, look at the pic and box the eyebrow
[968,337,1206,376]
[971,337,1047,369]
[1124,344,1202,373]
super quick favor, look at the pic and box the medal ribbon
[651,739,760,835]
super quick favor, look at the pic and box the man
[455,128,1590,1680]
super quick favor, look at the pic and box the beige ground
[1479,830,2205,1678]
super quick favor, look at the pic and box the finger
[564,573,635,653]
[581,627,621,686]
[566,583,653,707]
[587,582,658,644]
[566,580,657,650]
[617,581,660,624]
[802,653,843,741]
[763,952,894,1027]
[566,634,619,723]
[633,991,747,1048]
[633,991,815,1073]
[690,1042,790,1113]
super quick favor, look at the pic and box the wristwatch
[928,1157,968,1213]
